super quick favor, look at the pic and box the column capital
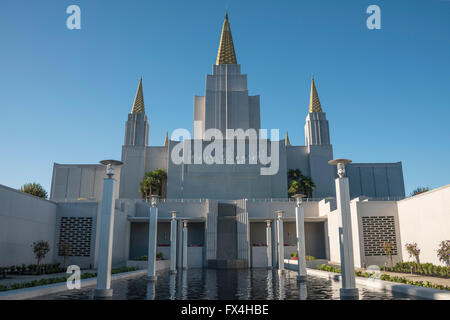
[328,159,352,178]
[150,195,159,208]
[292,194,306,207]
[275,210,284,220]
[171,211,179,220]
[265,220,272,227]
[183,220,189,228]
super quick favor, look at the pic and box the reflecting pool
[34,269,416,300]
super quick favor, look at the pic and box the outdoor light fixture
[150,195,159,208]
[292,194,306,207]
[328,159,352,178]
[99,160,123,178]
[275,210,284,220]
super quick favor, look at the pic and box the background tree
[381,242,394,267]
[58,241,72,269]
[287,169,316,198]
[139,169,167,200]
[405,242,421,271]
[410,187,430,196]
[20,183,48,199]
[32,240,50,269]
[437,240,450,266]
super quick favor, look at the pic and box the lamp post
[275,210,285,274]
[94,160,123,299]
[146,195,159,281]
[328,159,359,299]
[265,220,273,270]
[169,211,178,275]
[292,194,307,282]
[182,220,189,270]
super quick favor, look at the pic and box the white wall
[397,185,450,266]
[51,164,108,201]
[0,184,57,266]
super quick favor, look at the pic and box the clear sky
[1,0,449,196]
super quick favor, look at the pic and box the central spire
[131,77,145,114]
[216,13,238,65]
[309,77,323,113]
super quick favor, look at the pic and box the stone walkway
[0,270,96,287]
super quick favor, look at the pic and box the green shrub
[318,263,450,291]
[0,267,137,292]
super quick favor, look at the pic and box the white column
[169,212,178,275]
[94,176,116,298]
[182,221,188,270]
[329,159,359,299]
[336,176,358,298]
[265,220,273,269]
[276,211,284,273]
[295,206,307,282]
[146,206,158,281]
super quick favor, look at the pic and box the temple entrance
[217,203,237,260]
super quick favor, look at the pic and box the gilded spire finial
[216,13,237,65]
[131,77,145,114]
[285,131,291,147]
[164,131,169,147]
[309,76,323,113]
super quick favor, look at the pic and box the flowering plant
[437,240,450,266]
[405,243,421,265]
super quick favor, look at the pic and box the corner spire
[131,77,145,114]
[216,13,237,65]
[285,131,291,146]
[309,77,323,113]
[164,131,169,147]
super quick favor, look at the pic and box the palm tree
[288,169,302,183]
[300,176,316,198]
[288,181,301,196]
[287,169,316,198]
[139,169,167,200]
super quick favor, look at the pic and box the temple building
[1,14,448,272]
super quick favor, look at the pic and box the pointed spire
[131,77,145,114]
[164,132,169,147]
[285,132,291,146]
[216,13,238,65]
[309,77,323,113]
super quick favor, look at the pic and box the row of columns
[94,159,358,299]
[168,212,189,275]
[265,197,307,282]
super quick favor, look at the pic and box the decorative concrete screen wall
[54,202,99,268]
[58,217,93,257]
[361,216,398,257]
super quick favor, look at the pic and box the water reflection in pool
[35,269,415,300]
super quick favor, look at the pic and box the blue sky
[0,0,449,196]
